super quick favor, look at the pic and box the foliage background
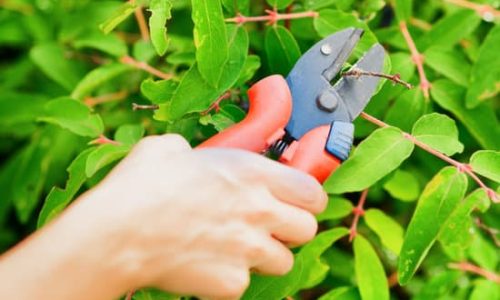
[0,0,499,299]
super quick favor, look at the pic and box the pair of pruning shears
[199,27,385,183]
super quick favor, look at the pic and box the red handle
[198,75,292,152]
[198,75,340,183]
[280,126,341,183]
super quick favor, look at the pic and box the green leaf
[424,47,470,87]
[37,148,94,228]
[149,0,172,56]
[30,43,82,91]
[73,31,128,57]
[266,0,294,9]
[411,113,464,156]
[470,150,500,183]
[167,25,248,119]
[39,97,104,138]
[265,25,301,76]
[438,189,490,256]
[85,144,130,177]
[192,0,228,87]
[365,208,404,254]
[417,10,481,51]
[319,287,361,300]
[354,235,389,300]
[221,0,250,15]
[99,2,137,34]
[413,270,460,300]
[324,127,414,194]
[295,227,350,291]
[466,25,500,108]
[141,79,178,105]
[0,93,47,129]
[431,79,500,150]
[243,227,349,300]
[236,55,261,86]
[383,170,420,202]
[398,167,468,285]
[394,0,412,21]
[468,233,498,270]
[71,63,133,100]
[317,196,353,222]
[304,0,338,10]
[470,279,500,300]
[385,89,426,132]
[133,288,178,300]
[114,124,145,146]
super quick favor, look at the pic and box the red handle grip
[198,75,292,152]
[280,126,341,183]
[198,75,340,183]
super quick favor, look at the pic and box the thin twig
[84,90,129,107]
[128,0,150,40]
[409,17,432,31]
[349,189,368,242]
[360,112,499,203]
[120,56,173,80]
[125,289,135,300]
[475,218,500,247]
[448,262,500,283]
[88,134,121,146]
[399,22,431,99]
[201,91,232,115]
[132,103,159,111]
[226,10,318,25]
[342,68,413,89]
[444,0,500,21]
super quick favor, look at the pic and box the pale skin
[0,134,327,300]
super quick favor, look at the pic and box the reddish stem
[399,22,431,99]
[226,10,318,25]
[132,103,159,111]
[89,134,121,146]
[128,0,150,40]
[201,91,232,115]
[284,5,293,29]
[120,55,173,80]
[349,189,368,242]
[448,262,500,283]
[84,90,128,107]
[444,0,500,21]
[360,112,499,203]
[125,289,135,300]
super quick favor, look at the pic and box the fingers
[245,189,318,245]
[201,149,328,214]
[243,231,294,276]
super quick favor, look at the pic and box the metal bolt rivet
[320,44,332,55]
[317,91,338,112]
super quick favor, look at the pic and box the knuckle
[133,135,161,152]
[162,134,190,150]
[244,240,268,262]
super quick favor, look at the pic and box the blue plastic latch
[325,122,354,161]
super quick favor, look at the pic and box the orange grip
[198,75,292,152]
[280,125,341,183]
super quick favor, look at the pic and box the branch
[349,189,368,242]
[475,218,500,247]
[342,68,413,89]
[360,112,499,203]
[84,90,128,107]
[125,289,135,300]
[448,261,500,283]
[120,56,173,80]
[226,10,318,25]
[88,134,121,146]
[132,103,159,111]
[128,0,150,40]
[201,91,232,115]
[444,0,500,22]
[399,22,431,99]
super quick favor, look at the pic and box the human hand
[83,134,327,299]
[0,134,327,300]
